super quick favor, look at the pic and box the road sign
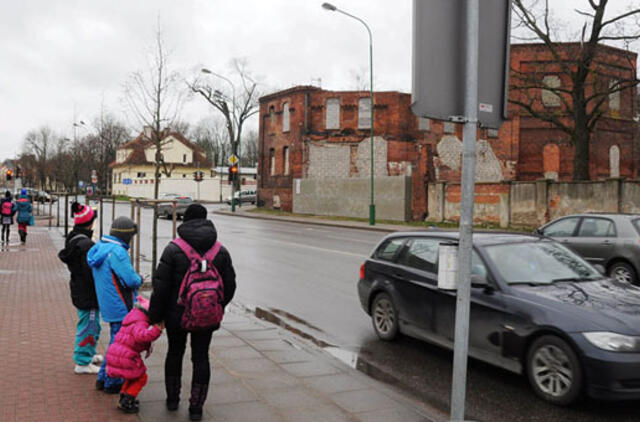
[411,0,511,128]
[123,178,132,185]
[91,175,98,184]
[227,154,239,165]
[78,181,84,188]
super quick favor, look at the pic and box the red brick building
[258,43,638,220]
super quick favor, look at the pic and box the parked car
[157,196,193,219]
[535,213,640,285]
[226,190,257,205]
[358,231,640,405]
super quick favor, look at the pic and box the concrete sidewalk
[0,224,442,422]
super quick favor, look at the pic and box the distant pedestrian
[1,191,16,243]
[106,296,164,414]
[15,189,32,243]
[58,202,102,374]
[149,204,236,421]
[87,216,142,394]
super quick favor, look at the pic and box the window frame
[283,146,290,176]
[541,217,581,237]
[282,102,290,132]
[374,237,407,262]
[326,98,340,130]
[357,97,372,129]
[397,237,441,274]
[576,217,617,238]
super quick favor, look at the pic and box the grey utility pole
[450,0,479,420]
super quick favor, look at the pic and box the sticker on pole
[438,242,458,290]
[227,154,239,165]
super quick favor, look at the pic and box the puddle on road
[252,306,406,392]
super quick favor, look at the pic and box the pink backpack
[173,238,225,331]
[1,201,12,216]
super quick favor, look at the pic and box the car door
[540,216,581,250]
[393,237,442,342]
[432,250,508,366]
[570,216,617,265]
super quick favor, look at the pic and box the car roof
[383,230,541,247]
[551,213,640,220]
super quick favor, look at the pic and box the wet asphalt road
[60,201,639,421]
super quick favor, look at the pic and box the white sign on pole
[437,243,458,290]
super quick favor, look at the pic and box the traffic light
[15,166,21,178]
[228,164,238,182]
[193,171,204,182]
[5,170,12,181]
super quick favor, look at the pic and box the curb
[213,209,403,233]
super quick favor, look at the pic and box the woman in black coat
[148,204,236,421]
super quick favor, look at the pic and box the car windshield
[484,241,602,285]
[177,197,192,203]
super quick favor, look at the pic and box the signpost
[228,154,239,212]
[412,1,510,420]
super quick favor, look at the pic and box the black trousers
[2,224,9,241]
[165,324,214,385]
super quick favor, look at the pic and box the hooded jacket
[0,198,16,224]
[58,227,99,310]
[15,195,32,224]
[106,300,162,380]
[87,235,142,322]
[148,219,236,327]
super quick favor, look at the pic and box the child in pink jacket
[106,296,163,413]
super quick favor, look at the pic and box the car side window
[471,252,488,278]
[375,238,405,262]
[398,238,440,273]
[577,217,616,237]
[542,217,580,237]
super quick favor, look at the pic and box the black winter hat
[110,216,138,245]
[5,190,11,199]
[183,204,207,222]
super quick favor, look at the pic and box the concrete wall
[427,179,640,228]
[113,177,232,202]
[293,176,411,221]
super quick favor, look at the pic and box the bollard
[112,195,116,223]
[48,200,52,228]
[56,195,60,227]
[64,194,69,237]
[152,202,158,280]
[135,200,141,274]
[172,200,177,240]
[99,196,104,238]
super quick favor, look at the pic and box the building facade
[258,43,638,221]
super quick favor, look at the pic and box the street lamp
[201,68,240,212]
[322,2,375,225]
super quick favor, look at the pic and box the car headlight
[583,332,640,352]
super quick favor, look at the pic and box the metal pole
[64,194,69,236]
[130,200,135,261]
[152,202,158,280]
[368,32,375,225]
[48,200,52,228]
[136,201,141,274]
[112,195,116,223]
[172,200,177,239]
[450,1,479,420]
[56,195,60,227]
[99,196,104,238]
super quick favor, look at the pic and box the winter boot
[188,383,209,421]
[165,376,181,411]
[117,393,139,414]
[18,230,25,243]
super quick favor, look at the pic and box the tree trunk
[572,90,591,180]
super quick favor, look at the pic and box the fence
[427,178,639,228]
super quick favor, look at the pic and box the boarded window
[326,98,340,129]
[269,148,275,175]
[543,143,560,180]
[443,121,455,134]
[269,106,276,125]
[283,147,290,175]
[418,117,430,131]
[358,97,371,129]
[610,145,620,178]
[488,129,499,138]
[609,80,620,112]
[542,75,561,107]
[282,102,290,132]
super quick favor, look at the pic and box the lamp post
[322,2,375,225]
[201,68,240,212]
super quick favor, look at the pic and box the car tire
[371,292,399,341]
[526,335,582,405]
[608,261,636,284]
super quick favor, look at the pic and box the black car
[358,231,640,405]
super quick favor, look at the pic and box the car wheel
[371,292,399,341]
[609,261,636,284]
[527,335,582,405]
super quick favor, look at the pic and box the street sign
[411,0,511,128]
[78,181,84,188]
[123,178,132,185]
[227,154,239,165]
[91,175,98,184]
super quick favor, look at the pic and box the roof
[259,86,409,103]
[382,231,540,247]
[511,42,637,58]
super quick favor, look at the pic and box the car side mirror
[534,228,543,236]
[593,264,606,275]
[471,274,489,288]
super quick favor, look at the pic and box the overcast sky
[0,0,637,161]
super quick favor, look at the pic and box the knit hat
[5,190,11,199]
[110,216,138,245]
[71,202,96,227]
[134,295,150,315]
[183,204,207,222]
[20,189,26,196]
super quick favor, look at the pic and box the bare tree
[188,59,260,189]
[510,0,640,180]
[189,117,229,167]
[90,109,129,194]
[123,23,184,199]
[23,126,54,190]
[241,130,259,168]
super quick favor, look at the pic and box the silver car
[536,213,640,284]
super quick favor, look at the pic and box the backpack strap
[172,238,202,262]
[203,241,222,262]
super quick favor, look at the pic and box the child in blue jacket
[87,216,142,393]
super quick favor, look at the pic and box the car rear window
[375,238,405,262]
[633,219,640,235]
